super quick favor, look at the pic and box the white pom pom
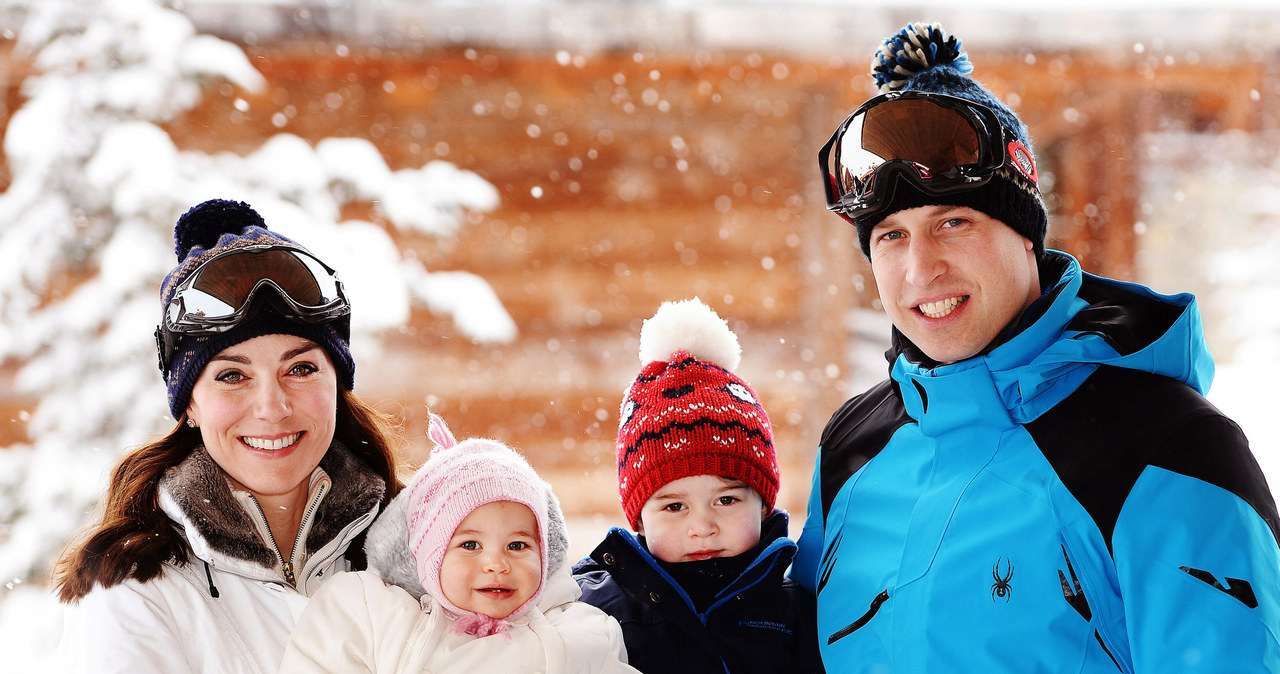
[637,297,741,371]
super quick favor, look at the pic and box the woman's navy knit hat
[159,199,355,419]
[855,22,1049,258]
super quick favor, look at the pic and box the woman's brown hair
[51,388,403,603]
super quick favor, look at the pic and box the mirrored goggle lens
[167,247,345,330]
[835,98,989,200]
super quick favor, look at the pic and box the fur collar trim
[160,442,385,567]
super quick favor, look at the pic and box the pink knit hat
[405,414,549,634]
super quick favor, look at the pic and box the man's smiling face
[869,205,1040,364]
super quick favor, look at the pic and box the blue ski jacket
[793,251,1280,672]
[574,510,823,673]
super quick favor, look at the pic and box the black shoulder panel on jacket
[1070,278,1186,356]
[1025,365,1280,552]
[819,379,912,519]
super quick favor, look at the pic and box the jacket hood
[364,477,571,600]
[575,509,798,611]
[891,250,1214,425]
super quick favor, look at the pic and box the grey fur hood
[364,478,570,599]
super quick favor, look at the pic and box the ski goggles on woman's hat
[155,244,350,375]
[819,91,1039,225]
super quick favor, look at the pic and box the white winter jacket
[279,475,636,674]
[53,443,385,674]
[280,567,635,674]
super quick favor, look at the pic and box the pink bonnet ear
[427,413,457,451]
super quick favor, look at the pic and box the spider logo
[991,558,1014,603]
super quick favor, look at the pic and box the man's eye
[877,230,903,243]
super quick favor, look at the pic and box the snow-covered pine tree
[0,0,514,586]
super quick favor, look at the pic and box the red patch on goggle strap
[1007,140,1038,185]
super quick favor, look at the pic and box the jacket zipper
[288,479,330,586]
[828,589,889,645]
[245,496,293,587]
[241,478,327,588]
[244,478,330,589]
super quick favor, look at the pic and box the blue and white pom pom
[871,22,972,93]
[638,297,741,371]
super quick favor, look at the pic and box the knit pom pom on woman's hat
[171,198,270,260]
[615,298,780,530]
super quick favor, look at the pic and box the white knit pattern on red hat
[404,414,550,625]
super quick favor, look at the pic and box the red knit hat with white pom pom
[615,298,779,530]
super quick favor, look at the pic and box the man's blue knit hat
[159,199,355,419]
[855,22,1049,258]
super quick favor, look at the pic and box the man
[792,22,1280,672]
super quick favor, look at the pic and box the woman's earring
[186,419,196,428]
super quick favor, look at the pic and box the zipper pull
[282,561,296,588]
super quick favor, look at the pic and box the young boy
[573,298,823,673]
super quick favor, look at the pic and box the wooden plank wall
[1,38,1273,518]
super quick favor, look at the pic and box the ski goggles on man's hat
[820,91,1039,225]
[155,244,350,375]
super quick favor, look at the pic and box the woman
[52,199,403,673]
